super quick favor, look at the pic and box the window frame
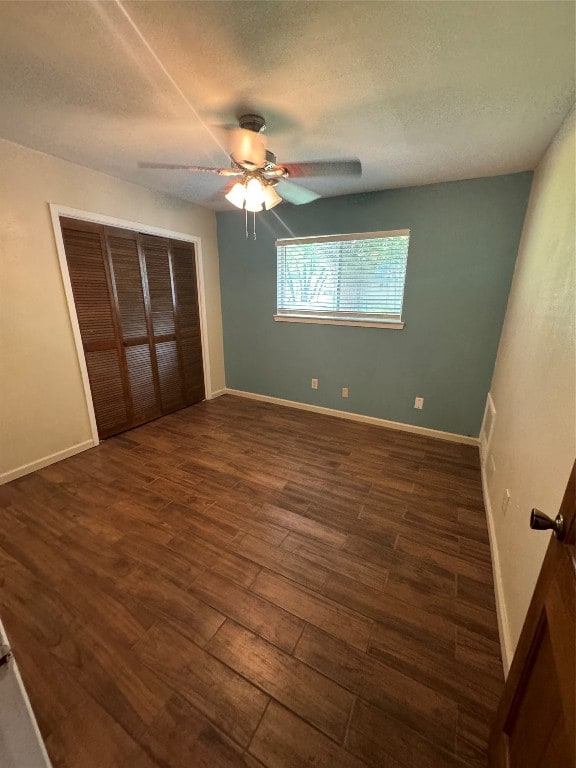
[274,229,409,330]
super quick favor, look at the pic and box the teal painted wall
[216,173,532,436]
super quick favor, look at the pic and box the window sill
[273,315,405,330]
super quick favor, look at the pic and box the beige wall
[0,138,225,481]
[484,108,575,667]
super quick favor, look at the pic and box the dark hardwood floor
[0,395,502,767]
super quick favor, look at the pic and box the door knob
[530,508,565,541]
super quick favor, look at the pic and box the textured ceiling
[0,1,574,209]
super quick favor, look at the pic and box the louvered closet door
[62,219,205,440]
[139,235,185,414]
[105,229,161,424]
[61,220,130,438]
[171,240,205,404]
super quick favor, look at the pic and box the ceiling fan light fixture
[141,113,362,220]
[224,177,281,213]
[224,181,246,209]
[263,184,282,210]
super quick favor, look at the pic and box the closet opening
[58,215,206,440]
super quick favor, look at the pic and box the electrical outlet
[502,488,511,514]
[414,397,424,410]
[311,378,318,390]
[342,387,349,398]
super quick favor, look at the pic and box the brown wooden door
[106,227,162,426]
[139,234,186,413]
[171,239,205,405]
[61,218,205,439]
[489,461,575,767]
[61,220,131,438]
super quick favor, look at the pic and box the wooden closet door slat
[124,345,158,420]
[61,222,130,438]
[107,234,148,340]
[64,229,117,346]
[139,235,184,413]
[84,349,129,432]
[140,236,176,337]
[171,241,205,405]
[155,340,184,412]
[106,231,162,421]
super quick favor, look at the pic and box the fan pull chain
[243,209,257,240]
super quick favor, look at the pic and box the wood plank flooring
[0,395,503,767]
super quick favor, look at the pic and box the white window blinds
[276,230,410,325]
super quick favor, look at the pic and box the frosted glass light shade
[263,185,282,210]
[224,182,246,209]
[244,177,265,212]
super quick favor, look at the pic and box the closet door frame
[50,204,212,446]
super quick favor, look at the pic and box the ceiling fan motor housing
[231,120,267,169]
[238,114,266,133]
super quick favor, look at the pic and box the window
[275,230,409,329]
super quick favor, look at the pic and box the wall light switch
[342,387,349,398]
[311,378,318,390]
[414,397,424,409]
[502,489,511,515]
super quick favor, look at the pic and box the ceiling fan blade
[281,159,362,178]
[138,162,243,176]
[276,180,321,206]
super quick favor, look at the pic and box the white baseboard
[0,440,95,485]
[481,458,513,675]
[207,388,227,400]
[224,388,479,446]
[479,392,496,463]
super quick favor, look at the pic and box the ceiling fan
[139,113,362,212]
